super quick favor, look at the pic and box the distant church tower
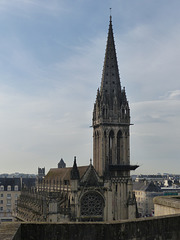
[93,15,138,220]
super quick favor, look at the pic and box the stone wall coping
[0,222,20,240]
[19,213,180,225]
[2,214,180,240]
[153,196,180,209]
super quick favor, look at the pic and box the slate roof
[0,178,21,191]
[0,178,36,191]
[133,181,162,192]
[45,166,88,182]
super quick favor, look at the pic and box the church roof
[45,166,88,182]
[80,164,103,186]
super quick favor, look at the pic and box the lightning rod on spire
[110,8,112,16]
[110,8,112,22]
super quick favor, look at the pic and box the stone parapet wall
[10,214,180,240]
[0,223,20,240]
[154,196,180,216]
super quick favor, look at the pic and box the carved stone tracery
[81,192,104,216]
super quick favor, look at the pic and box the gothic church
[17,16,138,222]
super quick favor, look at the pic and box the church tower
[93,15,135,177]
[93,16,138,220]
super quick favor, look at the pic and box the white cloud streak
[0,0,65,13]
[131,95,180,174]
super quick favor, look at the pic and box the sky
[0,0,179,175]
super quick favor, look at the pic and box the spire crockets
[93,15,130,127]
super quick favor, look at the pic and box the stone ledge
[13,214,180,240]
[0,223,20,240]
[18,213,180,225]
[1,214,180,240]
[153,196,180,209]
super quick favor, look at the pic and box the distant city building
[133,180,163,217]
[0,177,36,222]
[134,174,180,183]
[17,15,139,223]
[161,185,180,195]
[0,173,37,178]
[133,174,180,217]
[0,178,21,222]
[58,159,66,169]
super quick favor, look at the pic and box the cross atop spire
[110,8,112,22]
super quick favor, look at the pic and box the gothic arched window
[117,130,123,164]
[109,130,114,164]
[81,192,104,217]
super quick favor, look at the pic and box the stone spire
[93,15,130,127]
[70,156,80,180]
[100,15,121,101]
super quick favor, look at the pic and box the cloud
[0,22,106,173]
[160,90,180,100]
[116,19,180,102]
[131,94,180,124]
[0,0,65,14]
[0,80,93,173]
[131,95,180,174]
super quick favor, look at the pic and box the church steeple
[92,16,131,177]
[93,16,130,128]
[100,15,121,101]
